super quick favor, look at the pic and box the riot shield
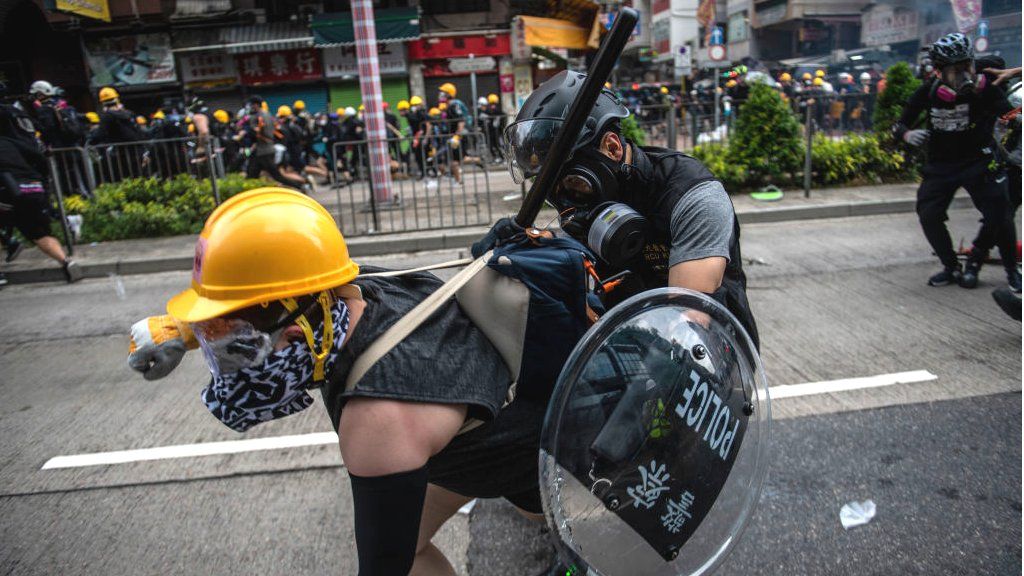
[540,288,770,576]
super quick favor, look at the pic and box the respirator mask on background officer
[505,71,648,268]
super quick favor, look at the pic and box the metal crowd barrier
[329,131,493,237]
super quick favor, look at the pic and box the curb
[2,196,970,285]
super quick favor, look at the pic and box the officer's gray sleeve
[668,180,734,267]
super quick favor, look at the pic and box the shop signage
[408,34,510,60]
[56,0,110,22]
[324,44,406,78]
[180,52,237,85]
[235,49,322,86]
[449,56,497,73]
[860,5,919,46]
[84,33,177,88]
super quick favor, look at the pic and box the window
[728,11,748,43]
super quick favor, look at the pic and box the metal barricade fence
[330,131,493,237]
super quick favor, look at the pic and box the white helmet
[29,80,57,97]
[859,72,871,83]
[478,97,488,106]
[344,106,356,117]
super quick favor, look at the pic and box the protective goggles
[505,118,565,184]
[192,292,335,380]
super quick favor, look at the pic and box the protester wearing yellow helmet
[801,72,812,81]
[482,93,506,163]
[428,107,441,117]
[438,82,457,99]
[487,93,499,104]
[815,69,825,78]
[127,187,534,575]
[409,95,424,108]
[277,105,292,117]
[293,100,306,111]
[397,100,410,111]
[92,85,143,145]
[660,86,669,94]
[136,115,147,125]
[213,109,229,124]
[812,77,824,87]
[152,110,166,120]
[85,111,99,124]
[438,102,447,111]
[98,86,119,104]
[779,72,792,83]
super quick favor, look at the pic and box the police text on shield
[673,369,740,460]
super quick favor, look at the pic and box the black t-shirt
[899,78,1012,165]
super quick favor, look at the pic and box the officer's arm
[893,84,930,138]
[339,398,467,576]
[666,180,733,294]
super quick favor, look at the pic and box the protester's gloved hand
[902,129,929,147]
[471,217,526,258]
[128,315,198,380]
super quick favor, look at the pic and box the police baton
[515,7,639,228]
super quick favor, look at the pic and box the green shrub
[728,82,803,185]
[872,62,922,146]
[811,134,906,185]
[621,114,646,146]
[61,173,269,242]
[690,144,747,191]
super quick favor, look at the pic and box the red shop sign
[408,34,510,60]
[235,49,323,85]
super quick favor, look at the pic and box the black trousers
[916,159,1016,272]
[246,153,298,189]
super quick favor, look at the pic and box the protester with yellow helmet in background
[277,105,292,118]
[127,187,533,575]
[85,111,99,124]
[481,93,506,164]
[89,85,143,145]
[244,95,303,190]
[406,95,429,178]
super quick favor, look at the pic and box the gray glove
[127,316,194,381]
[902,129,929,147]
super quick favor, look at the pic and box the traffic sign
[448,56,496,73]
[710,26,725,46]
[977,20,989,38]
[709,44,727,62]
[975,36,989,52]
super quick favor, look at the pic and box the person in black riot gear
[894,33,1019,292]
[479,70,759,349]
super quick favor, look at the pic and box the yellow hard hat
[136,115,147,125]
[439,82,457,97]
[358,103,365,112]
[213,109,229,123]
[167,188,359,324]
[438,102,447,111]
[428,107,440,117]
[293,100,306,110]
[186,116,193,123]
[604,82,612,89]
[802,72,812,80]
[779,72,792,82]
[487,93,499,104]
[660,86,669,94]
[396,100,410,111]
[726,79,737,88]
[409,95,424,106]
[152,110,166,120]
[188,123,196,133]
[98,86,119,103]
[336,107,345,116]
[815,69,825,78]
[813,77,824,86]
[277,105,292,117]
[85,111,99,124]
[261,101,269,112]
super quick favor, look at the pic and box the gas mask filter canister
[586,202,648,268]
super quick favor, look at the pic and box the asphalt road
[0,208,1020,575]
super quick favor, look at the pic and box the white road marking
[40,370,939,471]
[767,370,937,399]
[41,432,338,470]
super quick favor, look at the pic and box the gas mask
[934,61,985,102]
[554,147,648,268]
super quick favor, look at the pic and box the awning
[519,15,590,50]
[219,22,314,54]
[311,8,420,47]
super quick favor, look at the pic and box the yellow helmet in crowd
[261,101,269,112]
[815,69,825,78]
[293,100,306,111]
[779,72,792,82]
[428,107,441,117]
[358,103,365,112]
[660,86,669,94]
[167,188,359,323]
[85,112,100,124]
[409,95,424,107]
[812,77,824,87]
[487,93,499,104]
[98,86,119,103]
[725,79,737,88]
[213,109,229,123]
[136,115,147,125]
[336,107,345,116]
[152,110,166,120]
[438,82,457,97]
[801,72,812,81]
[438,102,447,111]
[396,100,410,111]
[277,105,292,117]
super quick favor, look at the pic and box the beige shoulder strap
[344,251,493,392]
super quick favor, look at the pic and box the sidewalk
[3,182,965,285]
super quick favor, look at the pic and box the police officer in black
[895,33,1019,292]
[476,70,759,348]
